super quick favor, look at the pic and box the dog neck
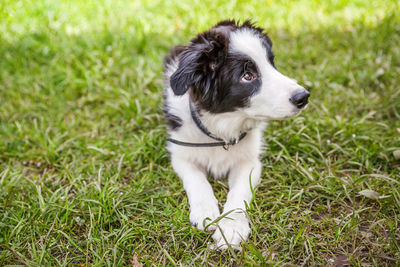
[196,109,261,142]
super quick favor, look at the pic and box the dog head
[170,20,309,120]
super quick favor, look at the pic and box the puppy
[163,20,309,250]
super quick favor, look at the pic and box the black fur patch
[167,20,275,113]
[163,46,187,130]
[165,109,183,130]
[163,90,183,130]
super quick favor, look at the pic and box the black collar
[167,101,247,150]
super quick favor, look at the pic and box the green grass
[1,0,399,265]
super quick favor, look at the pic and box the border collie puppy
[163,20,309,250]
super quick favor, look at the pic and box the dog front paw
[212,211,250,250]
[190,201,220,231]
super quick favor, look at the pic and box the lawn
[0,0,399,266]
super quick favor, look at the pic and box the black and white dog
[163,20,309,250]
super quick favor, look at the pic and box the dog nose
[289,89,310,109]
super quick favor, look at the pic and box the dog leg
[212,160,261,250]
[171,156,220,231]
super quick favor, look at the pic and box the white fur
[164,28,304,250]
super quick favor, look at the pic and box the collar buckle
[223,138,238,151]
[229,138,238,145]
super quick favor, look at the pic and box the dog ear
[169,47,202,96]
[170,29,229,96]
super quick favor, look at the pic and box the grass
[0,0,399,265]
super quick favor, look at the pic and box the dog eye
[242,72,255,82]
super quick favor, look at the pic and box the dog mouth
[253,108,302,121]
[254,114,294,120]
